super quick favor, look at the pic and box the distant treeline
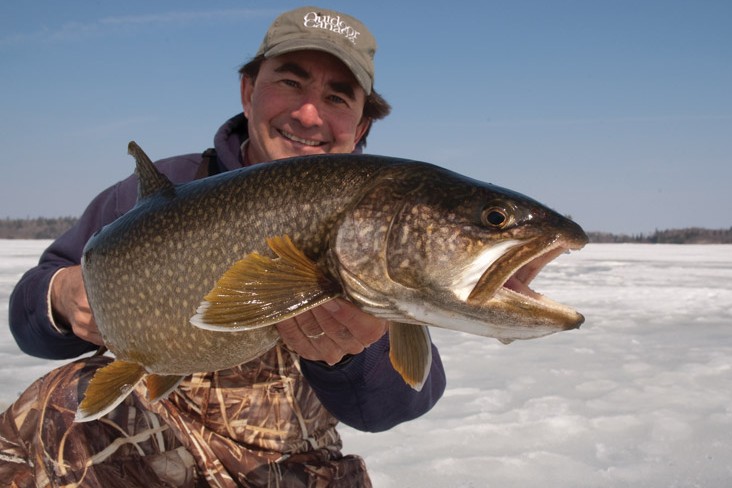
[588,227,732,244]
[1,217,731,244]
[0,217,77,239]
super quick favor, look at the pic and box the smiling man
[242,51,371,161]
[2,6,445,487]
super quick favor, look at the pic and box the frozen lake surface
[2,240,731,487]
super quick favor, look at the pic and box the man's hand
[276,298,389,365]
[50,265,104,346]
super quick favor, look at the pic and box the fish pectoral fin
[388,322,433,392]
[146,374,184,402]
[75,360,146,423]
[190,235,341,332]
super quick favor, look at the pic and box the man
[1,7,445,487]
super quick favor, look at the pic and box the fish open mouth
[500,245,568,300]
[467,237,587,328]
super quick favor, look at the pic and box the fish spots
[198,334,213,347]
[358,225,374,239]
[400,226,411,245]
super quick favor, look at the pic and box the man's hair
[239,55,391,148]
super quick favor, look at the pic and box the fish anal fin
[128,141,175,200]
[190,235,341,331]
[388,323,433,392]
[75,360,146,423]
[146,374,184,402]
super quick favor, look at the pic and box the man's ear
[354,118,371,147]
[240,76,254,118]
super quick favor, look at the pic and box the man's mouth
[280,129,325,147]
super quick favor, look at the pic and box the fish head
[331,162,588,342]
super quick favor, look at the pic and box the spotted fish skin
[82,150,388,374]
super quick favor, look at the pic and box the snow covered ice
[2,240,731,487]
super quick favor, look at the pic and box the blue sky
[1,0,730,234]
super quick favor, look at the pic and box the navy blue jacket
[8,113,446,432]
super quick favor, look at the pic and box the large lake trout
[77,142,588,421]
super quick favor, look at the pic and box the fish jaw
[383,239,586,342]
[384,294,578,342]
[461,229,588,335]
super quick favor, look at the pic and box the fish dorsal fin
[190,235,341,331]
[146,374,184,402]
[75,360,146,422]
[388,322,433,391]
[128,141,175,200]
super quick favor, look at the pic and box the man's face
[241,50,370,164]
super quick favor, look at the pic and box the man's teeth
[281,130,323,147]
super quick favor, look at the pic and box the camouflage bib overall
[0,346,371,487]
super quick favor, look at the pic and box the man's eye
[328,94,347,105]
[281,79,300,88]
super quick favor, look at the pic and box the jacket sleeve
[8,178,139,359]
[300,334,446,432]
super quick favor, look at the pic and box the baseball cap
[256,6,376,95]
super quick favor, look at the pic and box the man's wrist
[47,268,72,335]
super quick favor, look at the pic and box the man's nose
[291,97,324,127]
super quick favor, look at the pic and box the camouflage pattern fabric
[0,346,372,487]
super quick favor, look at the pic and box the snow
[2,240,731,487]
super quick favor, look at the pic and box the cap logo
[302,11,360,45]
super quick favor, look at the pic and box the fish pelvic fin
[75,360,146,423]
[128,141,175,200]
[190,235,341,332]
[146,374,184,402]
[388,322,433,392]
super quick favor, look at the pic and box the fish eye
[481,206,512,229]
